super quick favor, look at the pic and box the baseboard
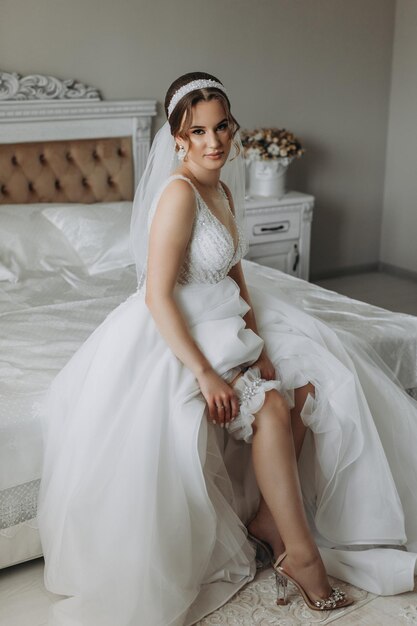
[311,261,417,283]
[378,261,417,283]
[310,263,379,282]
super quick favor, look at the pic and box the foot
[277,551,353,608]
[247,509,285,559]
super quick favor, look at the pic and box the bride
[38,72,417,626]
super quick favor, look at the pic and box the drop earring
[177,145,186,161]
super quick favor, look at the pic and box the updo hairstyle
[164,71,241,160]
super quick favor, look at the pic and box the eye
[192,129,204,135]
[217,122,229,131]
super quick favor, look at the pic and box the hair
[164,71,241,159]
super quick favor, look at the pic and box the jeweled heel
[273,552,354,612]
[275,570,289,605]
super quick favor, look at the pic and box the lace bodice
[160,174,246,285]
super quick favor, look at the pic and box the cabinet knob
[260,225,285,232]
[252,221,290,237]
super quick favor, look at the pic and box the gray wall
[381,0,417,274]
[1,0,396,278]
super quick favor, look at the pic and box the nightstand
[244,191,314,281]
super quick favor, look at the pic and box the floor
[315,270,417,316]
[2,270,417,626]
[1,556,417,626]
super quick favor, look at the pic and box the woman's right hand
[197,369,240,427]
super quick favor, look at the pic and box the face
[176,98,232,171]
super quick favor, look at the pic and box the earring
[177,144,186,161]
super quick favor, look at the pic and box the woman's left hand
[252,349,276,380]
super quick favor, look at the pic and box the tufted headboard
[0,137,134,204]
[0,71,157,204]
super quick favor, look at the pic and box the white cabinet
[244,191,314,281]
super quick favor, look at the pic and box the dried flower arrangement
[241,128,305,163]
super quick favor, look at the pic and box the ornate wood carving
[0,71,101,101]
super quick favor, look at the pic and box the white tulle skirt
[37,276,417,626]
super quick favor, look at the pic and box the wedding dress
[38,174,417,626]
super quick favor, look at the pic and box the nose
[207,130,221,148]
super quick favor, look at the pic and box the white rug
[197,568,377,625]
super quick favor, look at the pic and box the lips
[205,151,224,158]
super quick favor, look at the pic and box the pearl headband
[167,79,227,119]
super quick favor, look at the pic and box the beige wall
[381,0,417,274]
[1,0,396,278]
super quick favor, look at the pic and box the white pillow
[42,202,134,275]
[0,204,84,282]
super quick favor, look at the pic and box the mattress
[1,260,417,568]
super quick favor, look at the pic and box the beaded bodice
[163,174,246,285]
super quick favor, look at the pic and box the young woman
[38,72,417,626]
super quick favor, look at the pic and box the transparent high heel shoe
[273,552,354,611]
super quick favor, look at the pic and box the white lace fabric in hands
[225,366,287,443]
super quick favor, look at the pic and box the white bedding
[1,260,417,568]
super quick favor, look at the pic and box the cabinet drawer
[245,239,301,277]
[245,210,300,245]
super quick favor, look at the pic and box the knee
[264,388,290,412]
[253,389,291,430]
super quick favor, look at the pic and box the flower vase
[248,158,293,199]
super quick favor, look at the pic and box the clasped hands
[197,349,276,427]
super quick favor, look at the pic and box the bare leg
[248,383,314,557]
[250,387,333,601]
[291,382,313,458]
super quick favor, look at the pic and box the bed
[1,71,417,570]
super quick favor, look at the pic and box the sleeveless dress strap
[166,174,201,201]
[147,174,200,231]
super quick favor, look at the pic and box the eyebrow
[189,118,228,129]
